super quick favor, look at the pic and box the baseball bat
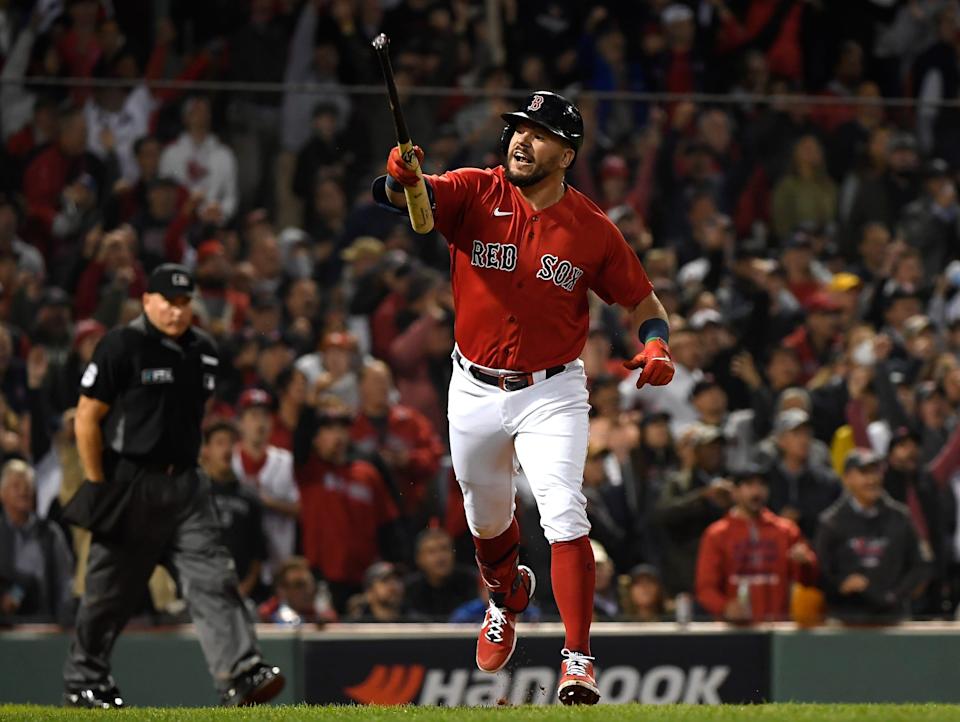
[372,33,435,235]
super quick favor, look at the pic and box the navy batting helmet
[500,91,584,163]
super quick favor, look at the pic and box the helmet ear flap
[500,125,513,156]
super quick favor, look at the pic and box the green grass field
[2,705,959,722]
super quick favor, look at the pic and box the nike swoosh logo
[493,208,513,217]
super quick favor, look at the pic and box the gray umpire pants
[63,463,261,693]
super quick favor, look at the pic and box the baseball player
[374,91,674,705]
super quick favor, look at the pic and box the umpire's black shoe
[64,684,125,709]
[221,664,285,707]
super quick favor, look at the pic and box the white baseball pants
[447,353,591,543]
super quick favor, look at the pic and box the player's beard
[504,159,552,188]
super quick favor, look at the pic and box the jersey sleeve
[79,329,130,404]
[591,222,654,307]
[426,168,484,240]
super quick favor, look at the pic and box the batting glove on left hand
[623,338,675,388]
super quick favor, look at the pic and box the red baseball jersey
[350,405,444,516]
[295,456,399,585]
[428,166,653,371]
[695,508,818,623]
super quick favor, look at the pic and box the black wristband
[638,317,670,344]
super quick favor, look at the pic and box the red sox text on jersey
[429,165,652,371]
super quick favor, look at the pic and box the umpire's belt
[121,458,192,476]
[454,350,564,392]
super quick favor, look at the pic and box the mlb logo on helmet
[527,94,544,112]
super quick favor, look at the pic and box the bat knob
[372,33,389,51]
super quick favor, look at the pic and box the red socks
[551,536,595,654]
[473,518,523,608]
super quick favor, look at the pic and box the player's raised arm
[623,291,676,389]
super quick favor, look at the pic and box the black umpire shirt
[80,314,219,467]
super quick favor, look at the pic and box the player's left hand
[624,338,675,388]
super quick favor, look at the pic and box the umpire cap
[500,91,584,160]
[148,263,195,299]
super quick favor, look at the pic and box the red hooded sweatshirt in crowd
[295,455,398,586]
[351,404,443,517]
[696,507,818,622]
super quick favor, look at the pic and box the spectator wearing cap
[201,420,267,601]
[619,564,667,622]
[351,360,443,527]
[258,556,336,626]
[194,239,249,339]
[231,388,299,584]
[278,228,315,282]
[294,397,403,612]
[340,236,387,313]
[914,381,951,466]
[605,204,654,258]
[269,366,309,452]
[403,528,477,621]
[780,228,831,311]
[346,561,408,623]
[900,157,959,282]
[247,291,283,338]
[876,286,925,351]
[648,4,703,94]
[815,449,932,624]
[593,156,637,213]
[255,332,296,392]
[696,465,818,624]
[782,291,843,384]
[29,287,75,361]
[296,331,361,411]
[621,326,705,438]
[829,272,865,327]
[159,95,238,223]
[883,426,943,613]
[764,408,841,540]
[74,225,147,323]
[654,424,732,595]
[771,135,837,242]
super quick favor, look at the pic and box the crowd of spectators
[3,0,960,629]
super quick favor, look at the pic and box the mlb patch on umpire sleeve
[81,363,98,388]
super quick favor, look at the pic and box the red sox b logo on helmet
[527,94,544,112]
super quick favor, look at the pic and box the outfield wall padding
[1,623,957,706]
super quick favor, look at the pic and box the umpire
[61,264,284,708]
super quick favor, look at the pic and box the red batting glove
[623,338,675,388]
[386,145,424,187]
